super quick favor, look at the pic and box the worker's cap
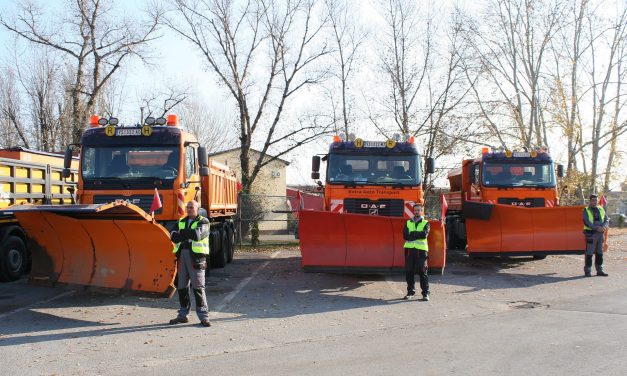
[589,194,598,199]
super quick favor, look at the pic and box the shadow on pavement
[0,318,175,347]
[0,250,592,345]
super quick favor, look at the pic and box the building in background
[210,148,289,235]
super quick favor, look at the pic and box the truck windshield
[82,146,180,180]
[482,161,555,187]
[327,154,421,186]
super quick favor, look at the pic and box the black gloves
[170,231,182,243]
[171,229,196,243]
[180,229,195,239]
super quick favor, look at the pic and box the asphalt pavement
[0,236,626,375]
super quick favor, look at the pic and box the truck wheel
[226,226,235,263]
[533,255,547,260]
[210,229,227,268]
[0,236,27,282]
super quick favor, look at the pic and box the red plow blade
[465,203,588,256]
[299,210,446,272]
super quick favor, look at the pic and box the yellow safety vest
[583,206,606,231]
[172,216,210,255]
[404,219,429,251]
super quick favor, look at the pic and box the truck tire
[226,226,235,263]
[0,236,27,282]
[446,217,465,250]
[210,228,227,268]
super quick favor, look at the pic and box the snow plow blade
[7,202,176,297]
[299,210,446,273]
[464,202,587,256]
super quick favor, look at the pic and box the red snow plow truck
[442,147,589,258]
[299,135,446,272]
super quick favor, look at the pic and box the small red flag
[599,195,607,208]
[440,194,448,221]
[150,188,162,214]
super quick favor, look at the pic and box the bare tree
[549,0,627,193]
[370,0,429,136]
[420,9,476,187]
[1,0,162,144]
[178,95,238,153]
[324,0,366,135]
[0,67,30,148]
[586,6,627,193]
[548,0,590,176]
[462,0,562,149]
[603,43,627,192]
[367,2,471,187]
[19,51,64,151]
[136,83,189,121]
[166,0,333,193]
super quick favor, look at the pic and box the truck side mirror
[311,156,321,180]
[425,157,435,174]
[198,146,209,176]
[469,165,476,183]
[198,146,208,167]
[62,146,73,178]
[557,164,564,178]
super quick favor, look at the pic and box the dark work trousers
[176,247,209,321]
[405,248,429,296]
[584,231,605,274]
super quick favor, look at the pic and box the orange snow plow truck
[1,115,237,296]
[299,135,446,272]
[442,148,587,257]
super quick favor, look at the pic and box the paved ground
[0,231,626,375]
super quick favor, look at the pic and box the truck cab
[312,135,434,219]
[464,149,561,208]
[65,115,206,231]
[444,147,564,251]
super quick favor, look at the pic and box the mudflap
[465,204,587,256]
[299,210,446,273]
[7,202,176,297]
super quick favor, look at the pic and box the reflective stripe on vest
[172,216,210,254]
[583,206,606,231]
[404,219,428,251]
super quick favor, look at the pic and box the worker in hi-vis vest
[169,200,212,327]
[403,203,430,301]
[582,194,609,277]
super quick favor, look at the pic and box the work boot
[585,272,592,277]
[403,294,414,300]
[200,319,211,327]
[597,271,609,277]
[169,317,189,325]
[422,293,430,302]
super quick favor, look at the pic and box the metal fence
[236,194,299,246]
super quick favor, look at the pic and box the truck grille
[93,194,163,214]
[343,198,405,217]
[497,197,545,207]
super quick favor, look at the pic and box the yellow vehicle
[0,148,78,281]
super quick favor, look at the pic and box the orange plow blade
[299,210,446,272]
[7,202,176,296]
[465,202,587,256]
